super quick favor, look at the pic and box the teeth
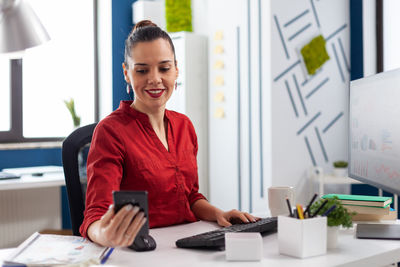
[148,90,162,94]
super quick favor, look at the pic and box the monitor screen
[349,68,400,196]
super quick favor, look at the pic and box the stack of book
[322,194,396,221]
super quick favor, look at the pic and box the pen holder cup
[278,215,327,258]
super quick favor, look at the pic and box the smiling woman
[81,20,258,249]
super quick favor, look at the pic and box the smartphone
[112,190,150,237]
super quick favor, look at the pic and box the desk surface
[1,221,400,267]
[0,172,65,191]
[109,220,400,267]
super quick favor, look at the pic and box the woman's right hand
[88,204,147,247]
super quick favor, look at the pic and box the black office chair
[62,123,97,236]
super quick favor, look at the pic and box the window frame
[0,0,99,143]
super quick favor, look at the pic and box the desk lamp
[0,0,50,54]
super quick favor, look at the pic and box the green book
[322,194,392,208]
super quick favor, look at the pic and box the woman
[80,20,257,247]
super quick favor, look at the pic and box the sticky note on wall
[214,45,224,54]
[214,31,223,41]
[213,60,224,69]
[214,76,224,86]
[214,91,225,102]
[214,107,225,118]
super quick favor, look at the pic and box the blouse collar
[118,101,171,127]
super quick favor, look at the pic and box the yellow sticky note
[213,60,224,69]
[214,31,223,41]
[214,91,225,102]
[214,75,224,86]
[214,45,224,54]
[214,107,225,118]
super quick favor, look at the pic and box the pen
[303,193,318,217]
[286,198,293,217]
[296,204,304,219]
[101,247,114,264]
[311,199,328,217]
[322,205,336,217]
[294,209,298,219]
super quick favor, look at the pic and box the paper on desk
[3,232,110,266]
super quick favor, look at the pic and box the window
[0,0,98,142]
[0,58,10,132]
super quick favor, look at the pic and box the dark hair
[124,20,176,69]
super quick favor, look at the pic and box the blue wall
[112,0,137,110]
[350,0,363,81]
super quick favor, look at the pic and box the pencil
[322,205,336,217]
[101,247,114,264]
[286,198,293,217]
[296,204,304,219]
[303,193,318,217]
[311,199,328,217]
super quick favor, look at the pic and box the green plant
[64,98,81,128]
[165,0,192,32]
[333,161,348,168]
[310,196,355,228]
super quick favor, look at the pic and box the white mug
[268,186,295,217]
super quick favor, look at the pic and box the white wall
[207,0,351,212]
[383,0,400,72]
[363,0,376,77]
[98,0,113,119]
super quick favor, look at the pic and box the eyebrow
[134,60,173,66]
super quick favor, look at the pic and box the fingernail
[133,206,140,213]
[109,204,113,209]
[125,204,133,211]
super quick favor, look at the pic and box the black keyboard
[176,217,277,249]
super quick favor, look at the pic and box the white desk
[0,172,65,191]
[0,171,65,248]
[1,221,400,266]
[107,221,400,267]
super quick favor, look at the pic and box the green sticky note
[301,35,330,75]
[165,0,192,33]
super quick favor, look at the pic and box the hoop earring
[126,84,131,94]
[175,81,178,90]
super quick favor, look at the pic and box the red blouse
[79,101,206,237]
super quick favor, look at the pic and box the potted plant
[333,160,348,177]
[64,98,81,129]
[310,196,356,249]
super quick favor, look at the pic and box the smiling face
[123,38,178,114]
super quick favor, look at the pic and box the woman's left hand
[215,209,259,227]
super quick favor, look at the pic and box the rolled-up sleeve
[79,121,125,238]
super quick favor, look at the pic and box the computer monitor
[349,68,400,196]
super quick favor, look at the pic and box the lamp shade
[0,0,50,53]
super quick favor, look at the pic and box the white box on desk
[278,215,327,258]
[225,232,263,261]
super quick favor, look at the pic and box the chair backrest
[62,123,97,236]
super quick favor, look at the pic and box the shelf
[322,175,363,185]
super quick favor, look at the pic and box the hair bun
[133,20,158,31]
